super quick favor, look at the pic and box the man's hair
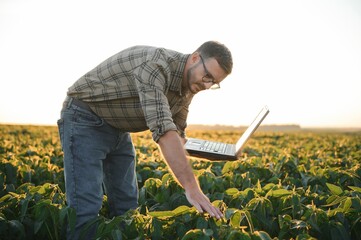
[196,41,233,75]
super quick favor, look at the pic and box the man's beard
[181,69,192,95]
[182,68,198,95]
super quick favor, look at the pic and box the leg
[103,132,139,218]
[58,103,115,239]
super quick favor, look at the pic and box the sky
[1,0,360,128]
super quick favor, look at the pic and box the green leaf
[348,186,361,193]
[241,210,254,233]
[151,217,162,240]
[203,228,213,237]
[5,184,15,193]
[0,194,12,204]
[196,217,208,229]
[226,230,251,240]
[269,189,292,197]
[230,210,241,228]
[290,220,308,230]
[252,231,273,240]
[4,163,17,185]
[111,229,122,240]
[225,208,237,220]
[172,205,191,216]
[0,173,4,188]
[295,233,317,240]
[222,161,235,174]
[225,188,239,195]
[323,195,347,207]
[34,220,43,234]
[329,221,350,240]
[326,183,343,195]
[148,210,174,218]
[8,220,25,238]
[181,229,209,240]
[342,197,352,212]
[59,206,76,234]
[262,183,276,192]
[0,218,8,235]
[278,214,292,229]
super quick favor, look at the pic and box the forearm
[157,130,198,190]
[157,130,223,219]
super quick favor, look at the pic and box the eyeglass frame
[199,55,221,89]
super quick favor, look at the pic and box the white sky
[1,0,360,128]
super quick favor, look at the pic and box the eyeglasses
[199,55,220,89]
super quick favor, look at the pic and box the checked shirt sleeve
[173,97,193,139]
[134,61,178,142]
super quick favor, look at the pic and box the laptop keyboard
[201,141,227,153]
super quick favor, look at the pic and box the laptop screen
[235,106,269,154]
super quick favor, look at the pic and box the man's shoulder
[122,45,183,60]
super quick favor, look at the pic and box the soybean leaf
[196,217,208,229]
[226,230,251,240]
[19,198,30,222]
[230,210,241,228]
[252,230,273,240]
[9,220,25,238]
[348,186,361,193]
[330,221,351,240]
[111,229,122,240]
[343,197,352,213]
[34,220,43,234]
[323,196,347,207]
[181,229,208,240]
[326,183,343,196]
[148,211,174,218]
[203,229,213,237]
[268,189,292,198]
[225,188,239,196]
[172,205,191,216]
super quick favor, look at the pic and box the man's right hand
[185,187,223,219]
[157,130,223,219]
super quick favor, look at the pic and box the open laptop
[184,106,270,160]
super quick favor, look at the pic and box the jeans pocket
[73,108,104,127]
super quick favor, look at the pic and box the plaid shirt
[67,45,194,142]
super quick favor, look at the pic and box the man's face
[185,54,227,94]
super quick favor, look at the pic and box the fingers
[191,201,204,214]
[200,200,223,219]
[185,190,223,219]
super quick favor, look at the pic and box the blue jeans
[57,99,138,239]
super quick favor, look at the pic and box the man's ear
[190,51,200,64]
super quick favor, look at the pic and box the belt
[64,96,93,112]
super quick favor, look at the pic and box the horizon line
[1,122,360,131]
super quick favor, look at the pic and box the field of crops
[0,124,360,240]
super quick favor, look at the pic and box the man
[57,41,233,239]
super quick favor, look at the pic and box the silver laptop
[184,106,270,160]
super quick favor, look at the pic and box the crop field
[0,124,360,240]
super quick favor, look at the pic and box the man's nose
[203,82,213,90]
